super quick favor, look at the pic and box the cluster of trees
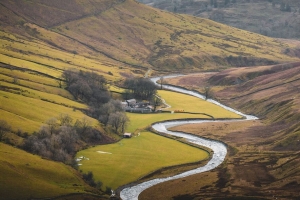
[62,70,110,106]
[96,100,129,134]
[22,114,101,164]
[62,70,129,134]
[123,78,157,100]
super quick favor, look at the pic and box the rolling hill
[139,0,300,39]
[1,0,300,73]
[0,0,300,199]
[155,62,300,199]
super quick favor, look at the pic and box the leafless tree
[151,95,162,112]
[0,120,11,141]
[108,112,129,134]
[204,86,212,100]
[46,117,58,135]
[58,113,73,126]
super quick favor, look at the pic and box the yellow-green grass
[0,67,58,87]
[77,131,209,190]
[0,53,62,78]
[126,112,210,133]
[53,0,299,71]
[0,30,134,82]
[0,80,86,109]
[0,90,97,133]
[158,90,242,118]
[0,143,96,200]
[108,85,125,93]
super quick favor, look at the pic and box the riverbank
[119,75,258,200]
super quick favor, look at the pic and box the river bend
[120,75,258,200]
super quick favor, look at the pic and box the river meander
[120,75,258,200]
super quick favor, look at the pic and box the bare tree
[160,76,164,90]
[46,118,58,135]
[0,120,11,141]
[204,86,212,100]
[58,113,73,126]
[108,112,129,134]
[151,95,162,112]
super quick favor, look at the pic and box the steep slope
[149,64,300,199]
[0,143,104,200]
[1,0,299,72]
[139,0,300,39]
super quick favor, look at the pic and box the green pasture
[158,90,242,119]
[0,143,96,200]
[0,30,132,82]
[126,112,210,133]
[0,81,86,109]
[0,67,58,87]
[0,53,62,78]
[77,131,209,190]
[0,90,97,133]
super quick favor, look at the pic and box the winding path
[120,75,258,200]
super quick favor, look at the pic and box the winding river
[120,75,258,200]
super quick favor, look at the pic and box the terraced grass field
[0,143,97,200]
[0,29,135,134]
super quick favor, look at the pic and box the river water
[120,75,258,200]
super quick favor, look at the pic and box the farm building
[126,99,136,106]
[123,133,132,138]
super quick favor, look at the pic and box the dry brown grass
[141,65,300,199]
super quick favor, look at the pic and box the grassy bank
[0,143,98,200]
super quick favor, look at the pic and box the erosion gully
[120,75,258,200]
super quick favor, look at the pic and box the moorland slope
[140,0,300,39]
[152,63,300,199]
[0,0,299,199]
[1,0,300,73]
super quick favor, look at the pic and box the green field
[158,90,242,118]
[0,143,97,200]
[77,89,242,189]
[77,131,209,190]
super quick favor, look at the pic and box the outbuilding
[123,133,132,138]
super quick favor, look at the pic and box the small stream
[120,75,258,200]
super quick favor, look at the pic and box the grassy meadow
[158,90,242,118]
[77,131,209,190]
[0,143,97,200]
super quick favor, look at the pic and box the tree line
[123,78,157,101]
[22,114,101,165]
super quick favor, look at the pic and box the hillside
[139,0,300,39]
[0,143,107,200]
[0,0,300,199]
[1,0,300,73]
[154,63,300,199]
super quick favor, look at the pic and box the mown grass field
[77,131,209,190]
[0,143,97,200]
[158,90,242,118]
